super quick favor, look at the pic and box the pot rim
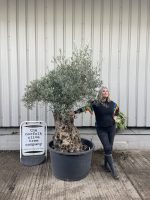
[49,138,94,155]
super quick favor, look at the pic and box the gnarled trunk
[53,111,83,152]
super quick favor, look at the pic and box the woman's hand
[89,98,95,103]
[69,111,75,117]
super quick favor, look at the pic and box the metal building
[0,0,150,127]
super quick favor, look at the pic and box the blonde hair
[97,86,111,103]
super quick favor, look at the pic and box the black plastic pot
[49,138,94,181]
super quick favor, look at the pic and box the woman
[73,86,119,179]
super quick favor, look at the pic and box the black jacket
[74,100,119,128]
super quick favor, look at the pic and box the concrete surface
[0,150,150,200]
[0,128,150,150]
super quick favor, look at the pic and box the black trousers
[96,125,116,155]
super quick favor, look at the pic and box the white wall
[0,0,150,127]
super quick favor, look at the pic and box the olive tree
[23,46,102,152]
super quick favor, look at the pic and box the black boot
[105,154,119,179]
[102,156,111,172]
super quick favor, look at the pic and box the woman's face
[102,88,109,98]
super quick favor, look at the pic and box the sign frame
[20,121,47,162]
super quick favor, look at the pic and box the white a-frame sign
[20,121,47,166]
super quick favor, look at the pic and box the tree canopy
[23,46,102,115]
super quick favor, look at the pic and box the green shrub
[114,112,127,131]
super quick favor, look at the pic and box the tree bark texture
[53,112,83,152]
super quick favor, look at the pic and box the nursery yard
[0,150,150,200]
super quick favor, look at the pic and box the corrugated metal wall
[0,0,150,127]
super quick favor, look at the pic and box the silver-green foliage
[23,46,102,115]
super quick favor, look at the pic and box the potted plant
[23,46,102,180]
